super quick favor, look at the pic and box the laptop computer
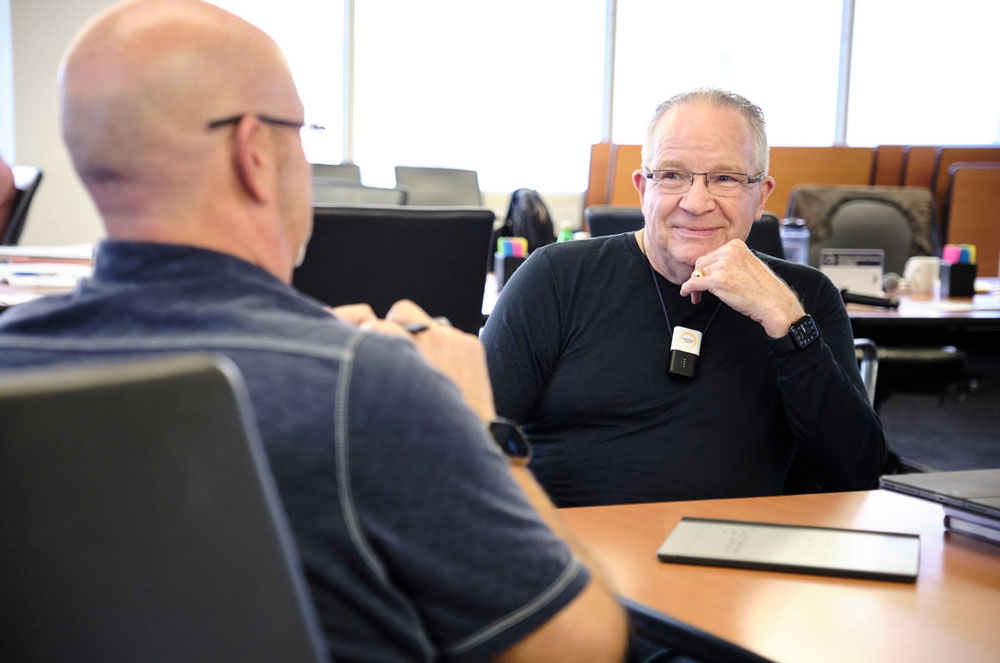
[0,354,328,663]
[879,468,1000,520]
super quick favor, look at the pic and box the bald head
[0,153,15,228]
[60,0,301,219]
[59,0,312,281]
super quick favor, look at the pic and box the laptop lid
[879,468,1000,519]
[0,354,327,663]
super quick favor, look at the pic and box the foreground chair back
[0,354,327,663]
[624,598,775,663]
[294,205,495,333]
[2,164,43,244]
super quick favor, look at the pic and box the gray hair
[641,88,769,176]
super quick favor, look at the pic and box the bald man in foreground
[0,2,627,661]
[0,153,15,230]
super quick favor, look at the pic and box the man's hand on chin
[679,240,806,337]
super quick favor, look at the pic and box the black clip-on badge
[669,326,702,378]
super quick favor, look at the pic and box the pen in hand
[403,316,452,335]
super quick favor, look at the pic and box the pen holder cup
[495,254,526,292]
[939,262,977,297]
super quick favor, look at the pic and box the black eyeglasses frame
[206,113,325,132]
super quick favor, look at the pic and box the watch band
[487,417,532,466]
[771,314,820,352]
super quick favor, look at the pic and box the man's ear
[754,175,776,219]
[233,115,274,205]
[632,168,647,207]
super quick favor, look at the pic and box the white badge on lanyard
[670,325,703,378]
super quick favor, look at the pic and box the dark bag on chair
[500,188,556,254]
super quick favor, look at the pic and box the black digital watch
[487,417,532,466]
[772,314,820,352]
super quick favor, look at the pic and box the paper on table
[0,262,92,288]
[914,295,1000,312]
[0,291,45,307]
[0,243,95,262]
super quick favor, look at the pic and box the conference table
[847,277,1000,337]
[560,489,1000,663]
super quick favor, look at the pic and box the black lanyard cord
[648,261,723,337]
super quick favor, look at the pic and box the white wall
[10,0,113,245]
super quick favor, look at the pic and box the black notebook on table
[879,469,1000,545]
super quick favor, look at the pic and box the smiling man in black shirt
[482,89,885,507]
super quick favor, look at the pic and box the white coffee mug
[903,256,940,295]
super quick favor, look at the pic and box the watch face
[489,420,531,459]
[790,315,819,349]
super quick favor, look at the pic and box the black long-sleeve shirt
[482,233,886,507]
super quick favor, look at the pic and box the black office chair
[854,338,879,406]
[624,598,775,663]
[2,164,43,245]
[311,178,408,205]
[584,205,644,237]
[393,165,483,206]
[294,205,495,333]
[311,162,361,181]
[0,354,328,663]
[745,212,785,259]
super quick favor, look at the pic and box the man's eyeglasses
[206,113,325,139]
[643,169,764,197]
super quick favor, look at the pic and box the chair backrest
[311,162,361,181]
[584,142,614,208]
[900,145,938,187]
[607,144,642,206]
[767,146,875,218]
[854,338,879,406]
[311,178,407,205]
[624,598,775,663]
[786,185,937,273]
[583,205,644,237]
[294,205,495,333]
[746,212,785,259]
[0,354,327,663]
[872,145,906,186]
[815,199,913,274]
[931,146,1000,222]
[945,161,1000,277]
[2,165,43,245]
[393,166,482,206]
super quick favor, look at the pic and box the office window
[208,0,344,165]
[612,0,843,149]
[353,0,605,192]
[847,0,1000,146]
